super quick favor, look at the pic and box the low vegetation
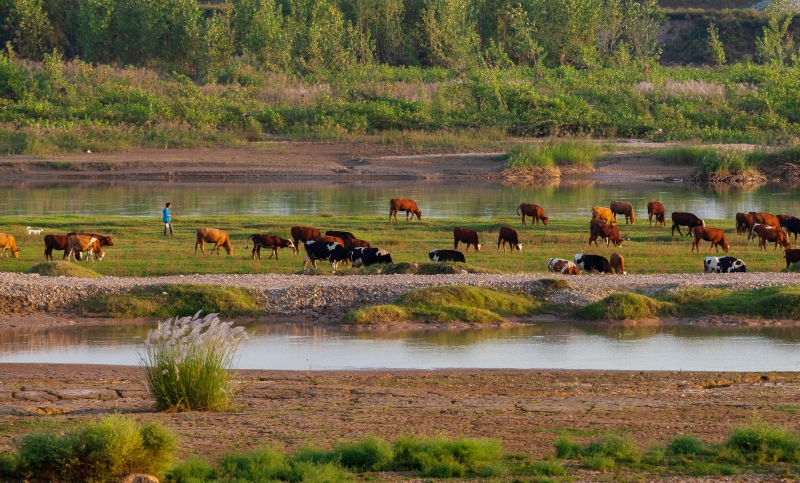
[664,286,800,319]
[76,284,260,318]
[578,292,673,320]
[343,286,545,324]
[503,140,605,171]
[27,261,100,278]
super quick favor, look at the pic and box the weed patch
[28,261,101,278]
[664,286,800,319]
[578,292,673,320]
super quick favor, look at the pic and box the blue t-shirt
[162,207,171,222]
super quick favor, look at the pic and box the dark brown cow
[610,253,625,275]
[672,212,705,237]
[735,212,754,235]
[311,235,346,246]
[497,227,522,252]
[517,203,549,226]
[749,212,780,230]
[454,227,481,253]
[692,226,728,254]
[326,231,356,240]
[610,201,636,224]
[589,220,623,247]
[389,198,422,223]
[751,224,791,252]
[67,232,114,247]
[246,234,295,260]
[344,238,371,250]
[44,234,73,260]
[784,248,800,269]
[647,201,666,227]
[290,226,321,254]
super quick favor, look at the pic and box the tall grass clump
[393,436,504,477]
[725,421,800,464]
[28,261,101,278]
[142,312,248,411]
[2,416,176,482]
[656,146,763,183]
[578,292,673,320]
[504,140,603,170]
[554,435,640,471]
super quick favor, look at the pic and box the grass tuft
[28,261,101,278]
[725,421,800,464]
[393,436,504,477]
[669,435,706,456]
[664,286,800,319]
[505,140,603,169]
[578,292,672,321]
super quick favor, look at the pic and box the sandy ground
[0,364,798,472]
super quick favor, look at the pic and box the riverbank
[0,364,798,480]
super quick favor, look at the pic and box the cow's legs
[271,247,279,259]
[521,215,526,226]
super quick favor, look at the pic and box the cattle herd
[2,197,800,275]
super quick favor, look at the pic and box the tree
[494,2,543,66]
[416,0,480,68]
[4,0,53,59]
[623,0,663,62]
[706,22,725,66]
[288,0,353,72]
[206,2,236,74]
[756,0,796,65]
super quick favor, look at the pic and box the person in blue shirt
[162,203,173,236]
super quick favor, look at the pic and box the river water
[1,322,799,371]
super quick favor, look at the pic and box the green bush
[554,435,640,469]
[578,292,672,320]
[8,416,176,482]
[28,261,101,278]
[505,140,603,170]
[669,435,706,456]
[294,436,394,472]
[393,436,504,476]
[725,421,800,464]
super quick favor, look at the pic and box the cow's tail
[516,204,521,216]
[245,234,254,249]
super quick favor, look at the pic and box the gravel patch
[1,271,799,315]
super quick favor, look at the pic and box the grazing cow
[610,201,636,225]
[246,234,295,260]
[591,206,616,225]
[344,238,371,250]
[647,201,666,227]
[704,256,746,273]
[610,253,625,275]
[751,224,791,252]
[692,226,729,254]
[66,235,104,262]
[26,227,43,235]
[547,258,579,275]
[735,212,754,235]
[303,240,351,271]
[326,230,356,240]
[454,227,481,253]
[497,227,522,252]
[195,228,233,256]
[0,234,21,258]
[389,198,422,223]
[589,220,623,248]
[671,212,705,237]
[517,203,549,226]
[350,247,393,267]
[782,218,800,242]
[573,254,613,274]
[749,212,781,230]
[290,226,321,254]
[67,232,114,247]
[784,249,800,269]
[311,235,346,246]
[44,234,75,261]
[429,249,466,263]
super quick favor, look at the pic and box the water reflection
[1,322,799,371]
[3,180,800,219]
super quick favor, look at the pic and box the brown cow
[66,235,105,261]
[735,212,754,235]
[454,227,481,252]
[195,228,233,256]
[343,238,370,250]
[497,227,522,252]
[692,227,729,254]
[751,224,791,252]
[290,226,321,254]
[246,234,295,260]
[0,234,21,258]
[311,235,346,246]
[647,201,666,227]
[784,248,800,269]
[389,198,422,223]
[517,203,549,226]
[44,234,73,261]
[548,258,579,275]
[671,212,705,237]
[610,201,636,224]
[610,253,625,275]
[591,206,616,225]
[589,220,623,248]
[749,212,780,230]
[67,232,114,247]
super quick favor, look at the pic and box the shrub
[392,436,504,476]
[141,312,249,411]
[531,460,566,476]
[582,455,616,471]
[554,435,640,468]
[669,435,706,456]
[28,261,101,278]
[725,421,800,464]
[330,436,394,471]
[504,140,603,170]
[578,292,672,320]
[10,416,176,482]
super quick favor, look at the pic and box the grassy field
[0,214,792,277]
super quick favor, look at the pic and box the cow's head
[223,240,234,255]
[10,248,20,258]
[630,214,636,224]
[514,243,522,253]
[542,216,549,226]
[721,241,729,253]
[103,236,114,247]
[414,209,422,220]
[286,240,295,249]
[475,243,482,253]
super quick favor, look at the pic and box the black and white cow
[303,240,351,270]
[429,249,466,263]
[351,247,393,267]
[573,254,613,274]
[704,256,746,273]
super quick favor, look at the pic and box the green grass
[664,286,800,319]
[725,421,800,464]
[76,284,259,318]
[343,286,545,324]
[504,140,604,170]
[578,292,674,321]
[28,261,101,278]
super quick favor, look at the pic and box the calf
[751,224,791,252]
[195,228,233,256]
[647,201,666,227]
[692,226,728,254]
[610,201,636,224]
[497,227,522,252]
[291,226,321,254]
[0,233,21,258]
[67,235,104,262]
[389,198,422,222]
[344,238,371,250]
[784,249,800,269]
[246,234,295,260]
[671,212,705,237]
[517,203,549,226]
[749,212,780,230]
[735,212,754,235]
[67,232,114,247]
[547,258,579,275]
[592,206,616,225]
[610,253,625,275]
[573,254,613,274]
[454,227,481,253]
[429,249,466,263]
[303,240,351,271]
[326,230,356,240]
[589,220,623,248]
[704,256,746,273]
[350,247,393,267]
